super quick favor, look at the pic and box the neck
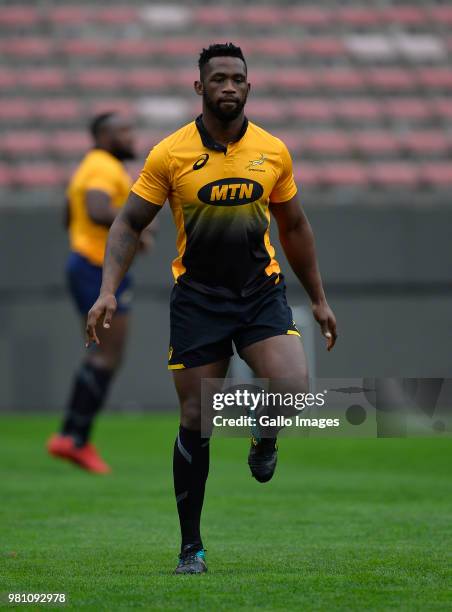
[201,107,245,147]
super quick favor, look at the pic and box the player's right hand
[85,293,117,347]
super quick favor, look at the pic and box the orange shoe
[46,434,111,474]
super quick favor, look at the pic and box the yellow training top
[132,116,298,297]
[68,149,131,266]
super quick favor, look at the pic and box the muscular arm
[86,189,117,228]
[270,195,337,350]
[86,192,161,345]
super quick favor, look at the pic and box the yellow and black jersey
[132,116,297,297]
[68,149,131,266]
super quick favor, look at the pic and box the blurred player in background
[47,112,155,474]
[86,44,337,572]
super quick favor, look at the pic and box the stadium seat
[272,131,304,154]
[301,38,345,58]
[304,131,352,155]
[432,98,452,121]
[421,163,452,186]
[352,131,401,156]
[0,7,39,26]
[366,69,416,92]
[385,98,431,122]
[50,131,91,156]
[252,38,302,57]
[74,70,123,90]
[241,7,284,25]
[345,35,395,62]
[246,100,286,121]
[337,8,381,27]
[159,38,205,55]
[20,69,66,90]
[321,70,365,91]
[126,70,173,90]
[2,132,48,156]
[417,69,452,90]
[396,35,446,62]
[60,39,110,57]
[274,70,317,91]
[95,7,138,24]
[380,7,426,26]
[335,98,383,122]
[46,6,92,25]
[401,131,449,155]
[35,99,82,122]
[113,39,158,58]
[291,99,334,122]
[429,6,452,25]
[0,38,53,57]
[91,99,133,116]
[323,163,368,187]
[0,165,12,188]
[0,99,33,120]
[369,163,418,187]
[0,70,18,89]
[139,5,191,28]
[288,7,331,27]
[13,164,63,188]
[192,7,232,25]
[293,163,321,187]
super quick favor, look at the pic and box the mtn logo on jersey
[193,153,209,171]
[198,178,264,206]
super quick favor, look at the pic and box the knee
[86,350,122,372]
[180,399,202,431]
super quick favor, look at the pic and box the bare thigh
[173,359,230,431]
[84,312,129,371]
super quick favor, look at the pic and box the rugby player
[86,44,337,572]
[47,113,154,473]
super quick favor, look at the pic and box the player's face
[108,118,136,161]
[197,57,250,121]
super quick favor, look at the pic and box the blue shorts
[66,252,133,315]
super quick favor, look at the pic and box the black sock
[61,363,114,447]
[173,425,210,552]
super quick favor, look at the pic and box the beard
[203,90,247,122]
[111,147,136,161]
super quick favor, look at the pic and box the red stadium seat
[367,69,416,92]
[293,163,321,187]
[429,6,452,25]
[171,69,198,88]
[0,38,53,57]
[0,165,12,188]
[337,8,381,27]
[352,131,401,156]
[192,7,233,25]
[247,69,273,90]
[20,69,66,90]
[35,98,81,121]
[47,7,92,25]
[421,164,452,186]
[401,131,449,155]
[335,98,382,122]
[291,99,334,122]
[126,70,172,90]
[246,99,286,121]
[432,98,452,121]
[60,39,110,57]
[0,7,39,26]
[323,163,368,187]
[91,99,133,116]
[272,131,304,153]
[160,38,205,55]
[0,70,18,89]
[13,164,63,188]
[252,38,301,57]
[304,131,352,155]
[95,7,138,24]
[417,69,452,90]
[241,7,284,25]
[2,131,48,156]
[74,70,123,90]
[321,69,365,91]
[113,39,158,58]
[50,131,91,155]
[288,7,331,27]
[380,7,426,26]
[385,98,431,121]
[274,69,317,91]
[369,163,418,187]
[0,99,33,120]
[301,37,345,58]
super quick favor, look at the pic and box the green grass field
[1,414,452,611]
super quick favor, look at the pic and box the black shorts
[168,277,300,370]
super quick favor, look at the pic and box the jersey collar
[195,114,249,153]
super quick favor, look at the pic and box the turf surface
[1,414,452,611]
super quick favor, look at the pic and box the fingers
[103,306,115,329]
[85,307,103,348]
[325,317,338,351]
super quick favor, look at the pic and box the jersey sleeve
[131,140,171,206]
[269,141,298,204]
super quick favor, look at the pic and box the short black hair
[89,112,116,138]
[198,43,247,76]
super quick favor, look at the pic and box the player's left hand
[312,301,337,351]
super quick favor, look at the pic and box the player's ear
[194,80,203,96]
